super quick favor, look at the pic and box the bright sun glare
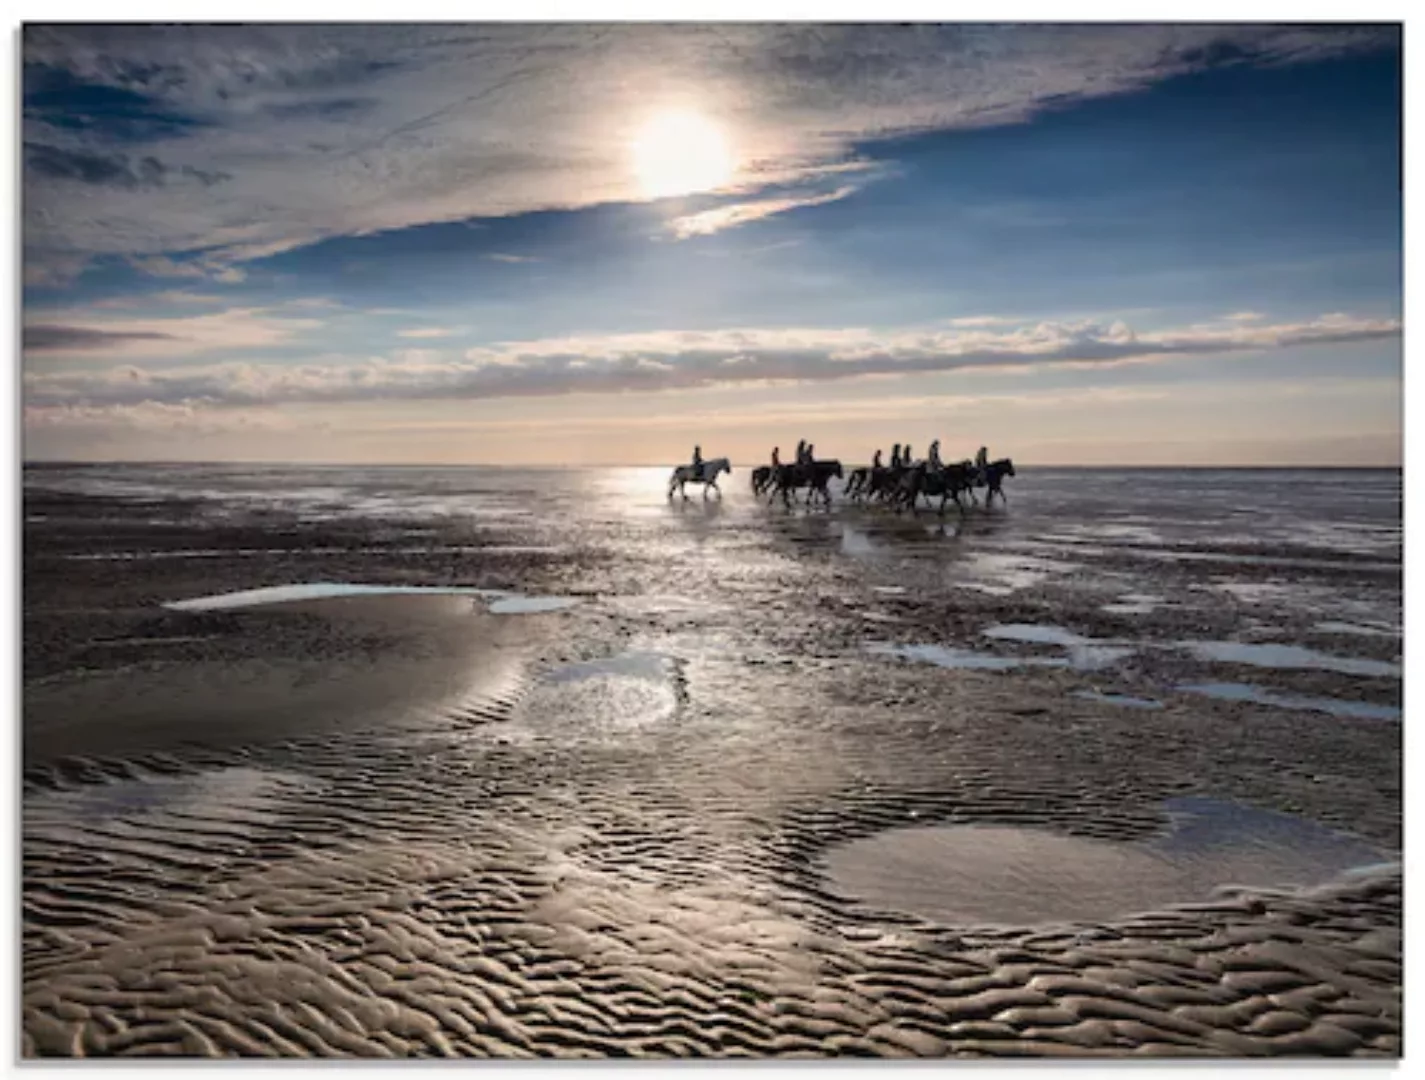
[630,109,734,199]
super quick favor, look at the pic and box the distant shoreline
[20,461,1406,473]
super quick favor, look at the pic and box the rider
[904,444,914,468]
[806,443,815,464]
[691,445,703,478]
[795,439,808,467]
[891,443,902,469]
[928,439,942,471]
[975,445,989,483]
[771,446,781,468]
[872,448,883,469]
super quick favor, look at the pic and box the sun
[630,109,734,199]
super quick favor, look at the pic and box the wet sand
[21,479,1402,1058]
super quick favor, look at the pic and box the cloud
[397,327,460,339]
[24,142,229,189]
[668,185,860,239]
[126,253,247,282]
[22,312,1399,412]
[23,251,94,287]
[23,306,324,358]
[24,325,178,351]
[24,401,290,433]
[482,253,540,263]
[22,24,1395,274]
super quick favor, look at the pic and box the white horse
[668,457,731,499]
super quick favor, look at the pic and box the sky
[20,22,1403,466]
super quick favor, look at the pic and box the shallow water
[1181,640,1401,679]
[982,623,1136,671]
[163,582,578,615]
[1179,682,1401,722]
[822,796,1391,928]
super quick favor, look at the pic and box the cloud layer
[23,24,1395,282]
[22,313,1400,417]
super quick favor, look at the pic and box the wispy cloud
[24,325,177,351]
[22,24,1395,277]
[668,185,859,239]
[396,326,461,339]
[127,254,247,283]
[23,306,324,358]
[482,253,540,264]
[23,312,1399,412]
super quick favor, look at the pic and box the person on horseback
[904,444,914,467]
[796,439,808,466]
[691,445,703,480]
[872,448,883,469]
[975,446,989,484]
[891,444,902,469]
[806,443,815,464]
[771,446,781,468]
[928,439,942,471]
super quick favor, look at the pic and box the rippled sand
[22,479,1401,1058]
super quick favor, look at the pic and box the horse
[770,460,843,507]
[845,466,871,500]
[668,457,731,499]
[980,457,1015,505]
[866,465,906,503]
[751,465,774,495]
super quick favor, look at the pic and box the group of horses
[667,453,1015,515]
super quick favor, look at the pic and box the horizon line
[21,459,1404,472]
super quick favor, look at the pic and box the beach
[21,464,1402,1058]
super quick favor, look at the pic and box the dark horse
[751,465,774,495]
[892,461,976,516]
[844,466,871,500]
[980,457,1016,505]
[770,460,844,507]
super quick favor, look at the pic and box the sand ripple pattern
[23,641,1401,1059]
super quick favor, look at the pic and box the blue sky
[22,23,1402,464]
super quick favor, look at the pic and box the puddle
[1101,593,1164,616]
[1181,641,1400,679]
[545,651,673,684]
[982,624,1135,672]
[866,642,1064,672]
[1071,690,1165,711]
[1313,620,1400,639]
[528,651,680,731]
[486,595,579,614]
[821,796,1391,928]
[163,582,577,615]
[840,526,879,556]
[1178,682,1401,722]
[957,552,1079,595]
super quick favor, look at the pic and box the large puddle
[821,797,1392,928]
[163,582,579,615]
